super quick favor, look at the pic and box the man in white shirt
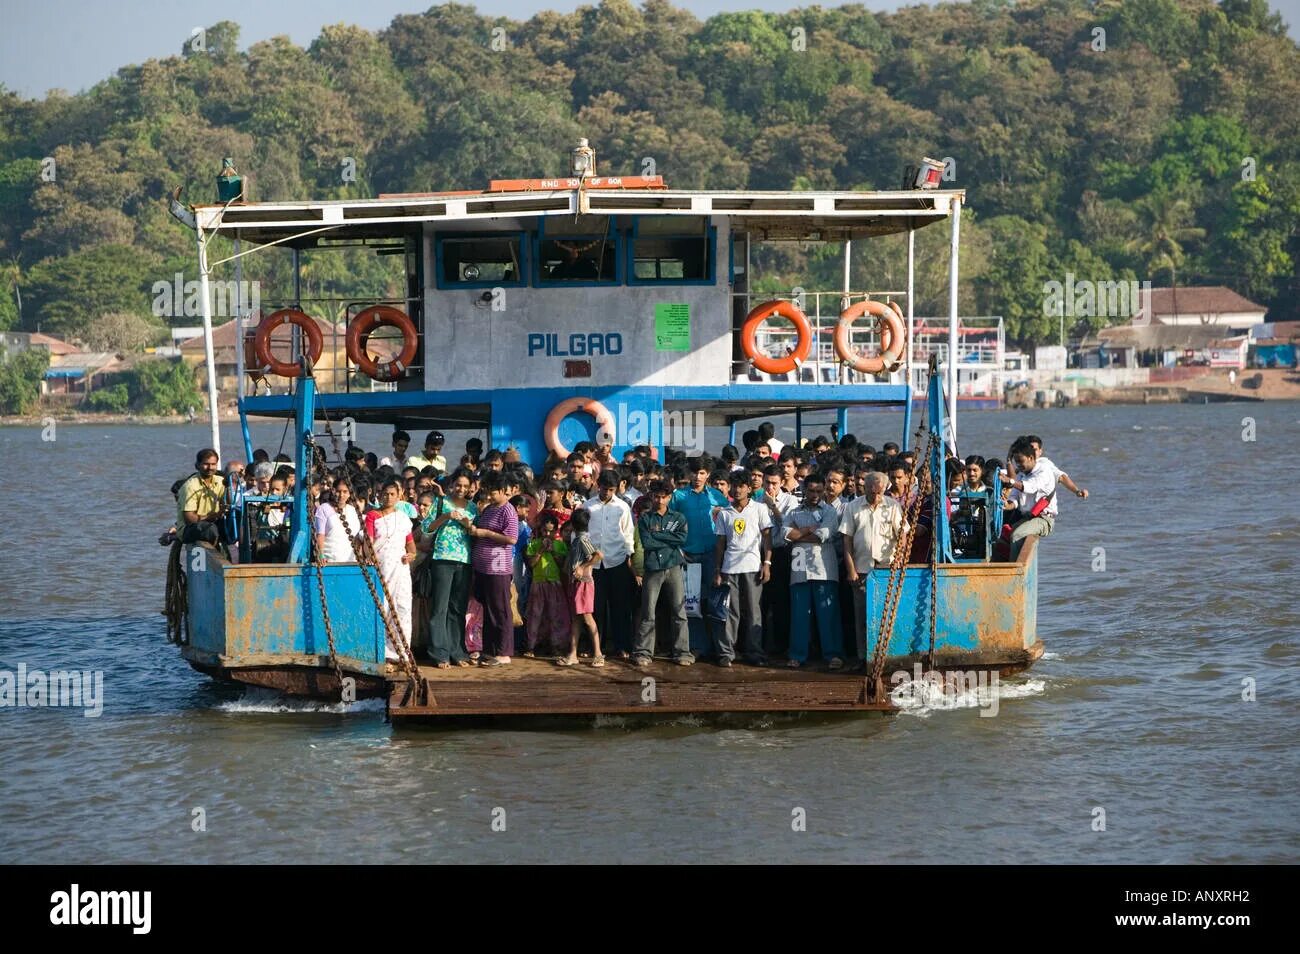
[1006,438,1061,559]
[1026,435,1089,500]
[758,421,785,457]
[840,472,904,662]
[782,476,844,669]
[713,480,772,666]
[379,430,411,470]
[584,471,637,657]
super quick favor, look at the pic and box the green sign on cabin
[654,303,690,351]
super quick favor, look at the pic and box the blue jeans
[789,580,843,663]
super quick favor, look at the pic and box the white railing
[732,290,908,385]
[908,316,1006,398]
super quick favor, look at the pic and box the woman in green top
[416,468,478,667]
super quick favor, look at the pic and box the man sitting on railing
[1004,438,1060,560]
[176,449,227,548]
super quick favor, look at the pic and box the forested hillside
[0,0,1296,347]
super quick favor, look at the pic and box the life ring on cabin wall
[346,305,419,382]
[741,300,813,374]
[544,397,617,457]
[834,300,905,374]
[254,309,324,378]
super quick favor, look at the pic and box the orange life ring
[834,300,905,374]
[544,397,617,457]
[741,300,813,375]
[254,309,323,378]
[346,305,419,382]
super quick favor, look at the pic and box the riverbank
[0,408,263,426]
[1015,367,1300,407]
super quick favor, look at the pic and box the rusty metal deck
[386,657,898,718]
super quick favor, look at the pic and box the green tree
[974,215,1055,345]
[1125,193,1206,291]
[0,347,49,415]
[24,245,161,339]
[124,358,202,415]
[84,382,130,413]
[82,311,167,353]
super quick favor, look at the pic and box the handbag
[1029,491,1055,518]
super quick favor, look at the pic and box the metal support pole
[288,372,315,564]
[947,198,961,451]
[291,248,302,397]
[842,239,851,300]
[902,227,916,448]
[234,235,253,464]
[195,227,221,460]
[795,408,803,448]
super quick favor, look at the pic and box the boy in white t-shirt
[712,480,772,666]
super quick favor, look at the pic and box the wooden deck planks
[386,657,896,717]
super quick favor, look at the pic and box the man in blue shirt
[671,459,729,659]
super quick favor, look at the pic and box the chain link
[313,415,423,692]
[869,426,937,700]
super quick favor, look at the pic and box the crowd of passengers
[169,423,1086,672]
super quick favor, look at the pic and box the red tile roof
[1148,286,1264,316]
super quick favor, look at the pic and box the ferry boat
[168,144,1043,719]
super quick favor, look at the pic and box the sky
[1,0,1296,99]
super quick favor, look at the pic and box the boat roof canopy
[194,187,964,247]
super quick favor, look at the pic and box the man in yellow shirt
[406,430,447,475]
[177,448,227,545]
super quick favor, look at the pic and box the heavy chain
[307,488,346,694]
[868,428,937,700]
[164,540,188,645]
[313,414,422,689]
[927,488,939,671]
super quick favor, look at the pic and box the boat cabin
[192,143,967,464]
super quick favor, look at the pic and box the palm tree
[1125,195,1206,321]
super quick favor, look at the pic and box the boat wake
[892,677,1047,718]
[215,687,385,715]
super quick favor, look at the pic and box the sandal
[455,659,472,668]
[555,657,580,667]
[591,655,606,668]
[786,659,801,669]
[435,661,451,670]
[522,651,536,658]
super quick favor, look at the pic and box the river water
[1,401,1297,864]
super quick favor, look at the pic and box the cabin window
[436,233,527,288]
[628,216,715,285]
[534,217,620,285]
